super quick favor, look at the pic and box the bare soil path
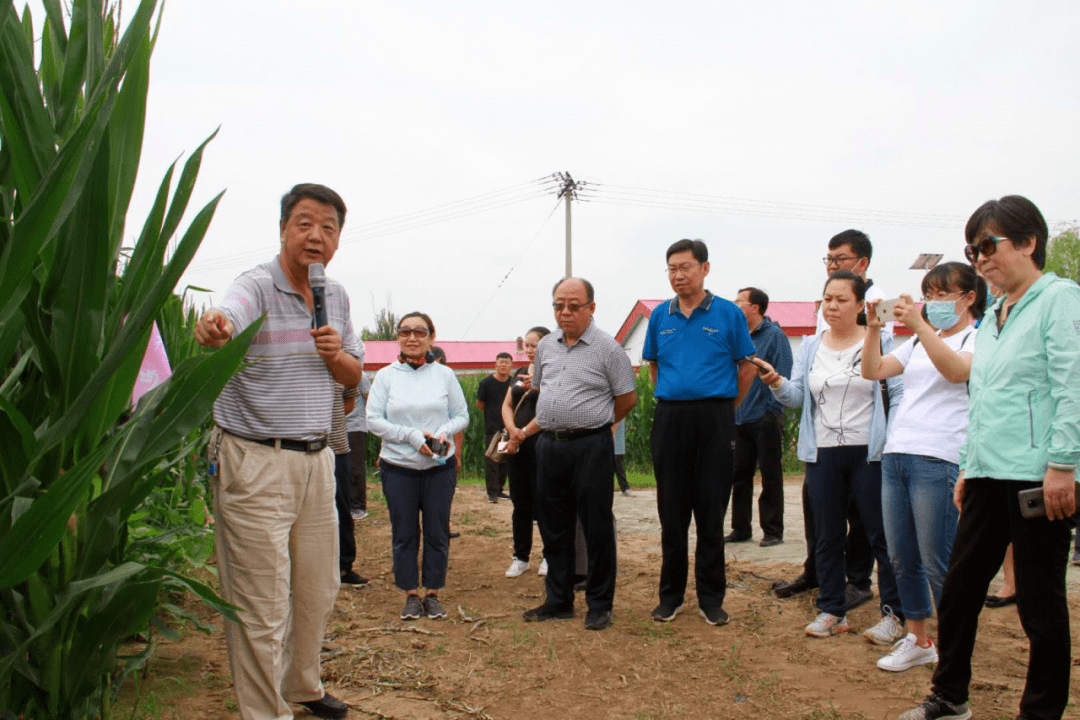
[127,476,1080,719]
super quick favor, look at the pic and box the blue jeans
[881,453,959,621]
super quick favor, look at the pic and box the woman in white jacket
[367,312,469,621]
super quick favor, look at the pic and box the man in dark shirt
[476,352,513,502]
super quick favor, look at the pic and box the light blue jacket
[771,333,903,463]
[961,273,1080,481]
[367,361,470,470]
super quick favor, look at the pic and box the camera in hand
[425,436,450,456]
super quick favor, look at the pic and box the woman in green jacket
[901,196,1080,720]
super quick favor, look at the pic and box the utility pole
[554,172,584,278]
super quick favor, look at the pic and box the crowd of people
[195,184,1079,720]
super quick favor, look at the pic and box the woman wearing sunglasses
[860,262,984,673]
[367,312,469,621]
[899,196,1080,720]
[757,270,904,642]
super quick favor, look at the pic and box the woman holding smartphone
[861,262,983,673]
[757,270,904,642]
[501,326,551,578]
[367,312,469,620]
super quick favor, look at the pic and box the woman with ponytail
[861,262,985,672]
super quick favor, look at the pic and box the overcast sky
[27,1,1080,341]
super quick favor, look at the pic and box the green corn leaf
[158,569,241,623]
[0,396,35,494]
[115,160,174,319]
[106,31,150,257]
[0,439,115,589]
[0,4,55,196]
[158,128,220,251]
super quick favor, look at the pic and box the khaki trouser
[213,431,340,720]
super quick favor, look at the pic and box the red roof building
[362,340,530,373]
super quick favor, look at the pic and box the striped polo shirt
[534,320,636,431]
[212,256,364,441]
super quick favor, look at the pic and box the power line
[460,196,564,340]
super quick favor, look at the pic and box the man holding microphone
[195,184,362,720]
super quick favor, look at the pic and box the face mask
[925,300,960,330]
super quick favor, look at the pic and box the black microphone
[308,263,328,329]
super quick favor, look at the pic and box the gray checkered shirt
[534,320,636,431]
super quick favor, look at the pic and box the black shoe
[449,530,460,539]
[844,584,874,612]
[523,604,574,622]
[498,491,511,499]
[984,594,1016,609]
[724,531,752,543]
[584,610,611,630]
[487,494,498,503]
[898,693,971,720]
[774,573,817,599]
[699,606,730,626]
[299,693,348,719]
[651,602,684,622]
[340,570,369,586]
[423,594,447,619]
[400,595,423,620]
[759,536,784,548]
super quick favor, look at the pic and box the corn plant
[0,1,259,717]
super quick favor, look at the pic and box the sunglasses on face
[964,234,1011,263]
[552,302,589,313]
[397,327,430,338]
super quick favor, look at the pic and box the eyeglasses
[823,254,858,267]
[397,327,430,338]
[552,302,590,313]
[921,292,963,303]
[964,234,1011,263]
[666,262,699,275]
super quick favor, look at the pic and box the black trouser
[801,474,873,590]
[334,452,356,573]
[484,431,509,497]
[651,398,735,611]
[613,455,629,492]
[380,460,456,591]
[508,435,539,562]
[347,430,367,511]
[730,414,785,539]
[932,478,1072,720]
[535,430,617,612]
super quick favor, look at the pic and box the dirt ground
[131,476,1080,720]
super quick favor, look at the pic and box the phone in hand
[425,437,450,456]
[875,298,900,325]
[751,358,770,376]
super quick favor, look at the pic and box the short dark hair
[280,183,347,228]
[823,270,867,302]
[398,312,435,336]
[551,277,595,303]
[964,195,1048,269]
[828,229,872,264]
[431,346,447,364]
[922,261,988,322]
[526,326,551,339]
[666,238,708,263]
[496,352,512,361]
[738,286,769,315]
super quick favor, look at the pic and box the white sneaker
[350,509,368,521]
[505,558,530,578]
[863,606,905,646]
[538,559,548,576]
[877,633,938,672]
[805,612,850,638]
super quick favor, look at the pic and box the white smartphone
[875,298,899,324]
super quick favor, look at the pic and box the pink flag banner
[131,322,173,407]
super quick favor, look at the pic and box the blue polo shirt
[642,291,756,401]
